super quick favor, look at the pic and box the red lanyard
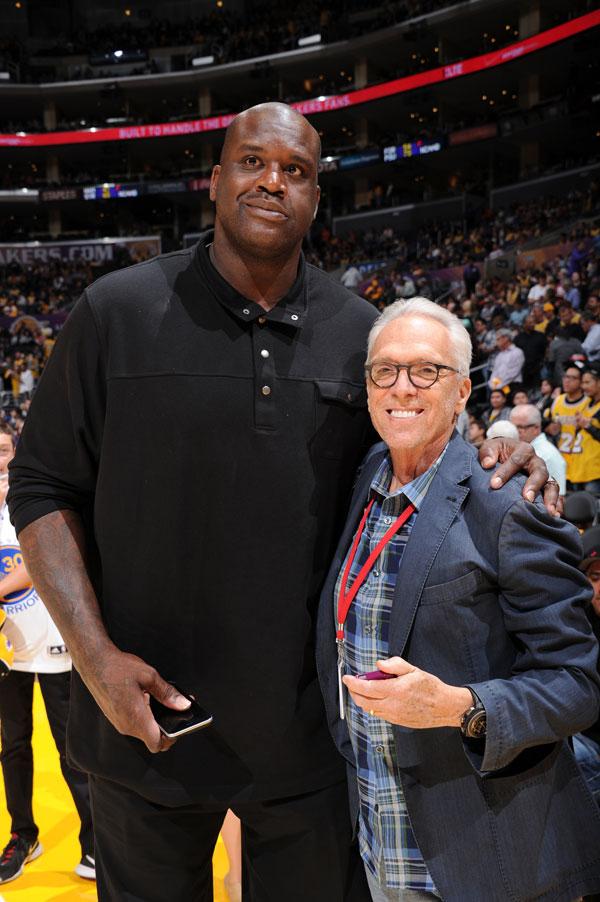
[336,497,415,642]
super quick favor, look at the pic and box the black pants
[0,669,94,857]
[89,775,369,902]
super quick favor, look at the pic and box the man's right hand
[17,510,190,753]
[82,646,191,753]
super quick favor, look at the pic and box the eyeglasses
[365,361,462,389]
[514,423,537,431]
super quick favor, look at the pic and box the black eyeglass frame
[365,361,462,389]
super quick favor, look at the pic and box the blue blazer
[316,431,600,902]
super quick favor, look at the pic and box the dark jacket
[317,432,600,902]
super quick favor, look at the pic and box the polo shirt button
[375,745,384,753]
[291,314,299,321]
[261,385,271,396]
[242,308,250,315]
[373,570,380,578]
[383,516,392,525]
[364,625,373,634]
[260,349,269,358]
[258,316,266,324]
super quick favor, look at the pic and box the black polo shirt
[8,233,378,804]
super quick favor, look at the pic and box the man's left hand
[478,437,561,517]
[342,657,472,729]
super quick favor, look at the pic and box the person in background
[462,259,479,298]
[483,388,512,428]
[341,264,362,293]
[513,314,547,392]
[535,377,559,430]
[581,310,600,365]
[488,329,524,392]
[557,304,584,341]
[0,424,94,887]
[510,404,567,498]
[529,304,545,332]
[546,328,584,385]
[511,389,529,407]
[486,420,519,441]
[572,367,600,493]
[527,271,548,304]
[467,417,486,449]
[548,364,590,489]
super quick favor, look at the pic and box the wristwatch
[460,688,487,739]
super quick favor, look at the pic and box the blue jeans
[366,867,440,901]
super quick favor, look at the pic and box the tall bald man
[6,101,378,902]
[7,103,551,901]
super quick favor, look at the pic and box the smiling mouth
[388,409,423,418]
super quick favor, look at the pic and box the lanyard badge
[335,497,415,720]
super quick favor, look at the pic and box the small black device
[149,686,213,738]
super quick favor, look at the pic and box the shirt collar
[370,444,448,512]
[193,230,308,330]
[531,432,546,450]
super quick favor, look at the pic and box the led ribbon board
[0,10,598,149]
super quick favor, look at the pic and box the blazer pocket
[420,568,485,605]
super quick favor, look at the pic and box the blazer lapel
[388,434,472,656]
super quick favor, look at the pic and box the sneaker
[0,834,43,884]
[75,853,96,880]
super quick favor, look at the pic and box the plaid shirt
[334,448,446,892]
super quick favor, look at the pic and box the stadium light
[298,34,321,48]
[113,50,124,58]
[0,72,9,81]
[192,55,215,67]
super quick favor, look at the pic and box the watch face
[468,710,487,738]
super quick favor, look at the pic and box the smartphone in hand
[149,686,213,738]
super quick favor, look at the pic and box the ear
[313,184,321,220]
[455,376,472,416]
[209,165,221,203]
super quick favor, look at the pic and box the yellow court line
[0,683,229,902]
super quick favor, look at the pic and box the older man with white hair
[488,328,525,391]
[316,297,600,902]
[510,403,567,497]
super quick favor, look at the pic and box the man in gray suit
[316,297,600,902]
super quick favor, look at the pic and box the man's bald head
[220,103,321,170]
[209,101,322,263]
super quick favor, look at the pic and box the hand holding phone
[356,669,396,681]
[149,685,213,738]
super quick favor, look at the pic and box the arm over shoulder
[469,498,599,772]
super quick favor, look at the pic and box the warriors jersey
[0,503,70,673]
[550,393,600,483]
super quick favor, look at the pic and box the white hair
[486,420,519,441]
[366,298,472,374]
[510,404,542,427]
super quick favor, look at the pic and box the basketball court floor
[0,684,230,901]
